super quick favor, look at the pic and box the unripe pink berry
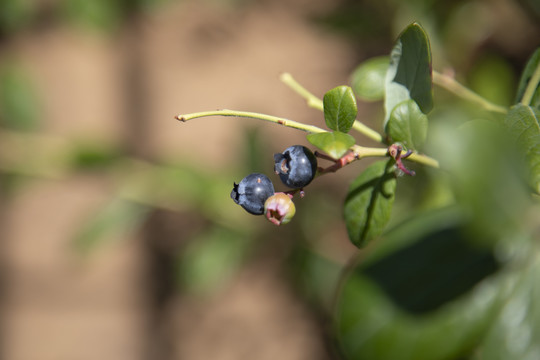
[264,192,296,226]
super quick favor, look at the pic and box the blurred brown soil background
[1,0,539,359]
[1,1,357,359]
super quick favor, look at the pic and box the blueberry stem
[352,145,389,159]
[282,188,303,198]
[325,145,439,171]
[314,151,336,162]
[176,109,326,134]
[279,72,384,143]
[401,151,439,168]
[318,151,359,173]
[176,110,439,169]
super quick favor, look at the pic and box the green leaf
[477,253,540,360]
[336,208,505,360]
[74,199,150,252]
[515,47,540,107]
[351,56,389,101]
[504,104,540,193]
[386,99,428,149]
[344,160,396,247]
[307,131,355,159]
[384,22,433,126]
[323,85,358,133]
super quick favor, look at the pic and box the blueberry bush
[177,22,540,360]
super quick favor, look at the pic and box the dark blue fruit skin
[274,145,317,188]
[230,173,275,215]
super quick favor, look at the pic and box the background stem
[432,71,507,114]
[521,62,540,106]
[279,72,324,111]
[279,72,384,142]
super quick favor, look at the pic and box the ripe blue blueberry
[274,145,318,188]
[230,173,275,215]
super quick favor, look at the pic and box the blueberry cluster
[230,145,317,225]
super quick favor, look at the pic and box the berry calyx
[274,145,318,188]
[264,192,296,226]
[388,144,415,176]
[230,173,275,215]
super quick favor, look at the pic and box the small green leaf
[336,208,505,360]
[344,160,396,247]
[323,85,358,133]
[386,99,428,149]
[504,104,540,193]
[351,56,389,101]
[307,131,355,159]
[385,22,433,125]
[74,199,150,252]
[515,47,540,107]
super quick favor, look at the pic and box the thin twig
[176,109,326,134]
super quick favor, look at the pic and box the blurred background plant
[0,0,539,359]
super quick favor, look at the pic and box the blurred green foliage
[177,226,249,295]
[0,63,40,131]
[0,0,34,34]
[468,55,515,107]
[60,0,126,30]
[332,14,540,357]
[60,0,177,30]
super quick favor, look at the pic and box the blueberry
[230,173,275,215]
[274,145,317,188]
